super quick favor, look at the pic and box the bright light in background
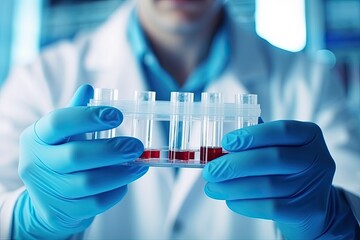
[11,0,42,65]
[255,0,306,52]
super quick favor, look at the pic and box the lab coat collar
[83,1,147,98]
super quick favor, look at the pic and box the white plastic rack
[88,88,261,168]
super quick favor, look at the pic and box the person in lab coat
[0,0,359,239]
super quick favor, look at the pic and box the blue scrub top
[126,9,231,102]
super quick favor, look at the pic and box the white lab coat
[0,2,359,239]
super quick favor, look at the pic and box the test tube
[168,92,194,161]
[200,92,224,163]
[236,94,258,129]
[92,88,119,139]
[131,91,158,159]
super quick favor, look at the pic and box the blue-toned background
[0,0,359,116]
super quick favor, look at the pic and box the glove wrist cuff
[318,187,360,239]
[12,191,76,239]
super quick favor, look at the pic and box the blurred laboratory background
[0,0,359,115]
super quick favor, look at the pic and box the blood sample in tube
[168,92,194,161]
[189,151,195,160]
[140,150,151,159]
[132,91,157,160]
[200,146,223,162]
[168,150,190,161]
[200,92,224,164]
[150,149,161,158]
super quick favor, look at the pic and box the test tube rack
[88,88,261,168]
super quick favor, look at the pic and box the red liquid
[189,151,195,159]
[141,149,160,159]
[200,147,223,163]
[168,150,190,161]
[150,149,160,158]
[140,150,151,159]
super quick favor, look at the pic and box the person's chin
[157,12,204,34]
[151,0,221,33]
[156,0,210,9]
[156,0,210,20]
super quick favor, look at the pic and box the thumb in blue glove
[203,120,360,239]
[13,84,148,239]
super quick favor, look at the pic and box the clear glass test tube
[200,92,224,163]
[168,92,194,161]
[131,91,157,159]
[92,88,119,139]
[236,93,258,129]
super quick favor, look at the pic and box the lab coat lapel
[164,168,202,233]
[83,1,146,99]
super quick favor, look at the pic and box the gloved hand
[203,120,360,239]
[13,84,148,239]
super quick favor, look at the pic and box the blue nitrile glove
[203,120,360,239]
[13,84,148,239]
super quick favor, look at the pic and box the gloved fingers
[56,185,129,220]
[34,106,122,145]
[226,198,274,220]
[225,197,311,223]
[203,145,315,182]
[204,174,306,200]
[35,136,144,173]
[66,84,96,141]
[222,120,321,152]
[53,165,148,199]
[66,84,94,107]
